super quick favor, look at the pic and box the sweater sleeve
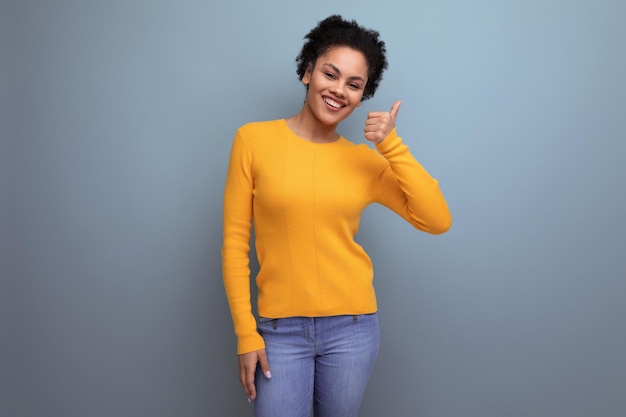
[374,128,452,234]
[222,130,265,354]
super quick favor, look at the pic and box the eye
[324,72,336,79]
[348,83,361,90]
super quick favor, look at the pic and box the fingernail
[265,370,272,379]
[247,396,252,403]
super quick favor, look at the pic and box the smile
[323,97,345,109]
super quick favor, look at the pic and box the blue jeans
[254,314,380,417]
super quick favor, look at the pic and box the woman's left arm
[365,101,452,234]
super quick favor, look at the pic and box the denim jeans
[254,314,380,417]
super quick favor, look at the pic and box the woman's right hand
[238,349,272,402]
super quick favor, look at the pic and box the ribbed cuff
[237,331,266,355]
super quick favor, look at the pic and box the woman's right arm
[222,130,272,399]
[222,131,266,354]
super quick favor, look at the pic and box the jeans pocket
[258,317,279,334]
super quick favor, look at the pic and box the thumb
[389,100,402,120]
[257,350,272,379]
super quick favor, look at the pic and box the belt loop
[353,315,358,321]
[272,319,278,330]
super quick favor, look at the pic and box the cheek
[304,88,316,105]
[351,91,364,105]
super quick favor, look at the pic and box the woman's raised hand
[364,100,402,144]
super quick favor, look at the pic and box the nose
[330,82,346,98]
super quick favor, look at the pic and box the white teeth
[324,98,342,108]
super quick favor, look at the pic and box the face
[301,46,369,127]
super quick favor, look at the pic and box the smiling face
[301,46,369,128]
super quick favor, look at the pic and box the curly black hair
[295,15,388,101]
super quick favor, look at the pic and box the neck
[286,109,339,143]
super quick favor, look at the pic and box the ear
[302,63,313,85]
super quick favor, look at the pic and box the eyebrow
[321,63,366,83]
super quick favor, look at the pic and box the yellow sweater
[222,119,451,354]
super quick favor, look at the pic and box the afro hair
[295,15,388,101]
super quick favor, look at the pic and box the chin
[322,108,355,125]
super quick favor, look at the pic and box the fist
[364,100,401,144]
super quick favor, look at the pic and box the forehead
[315,46,368,78]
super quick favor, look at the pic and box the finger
[364,124,386,133]
[238,353,257,400]
[257,349,272,379]
[239,366,247,392]
[238,359,247,388]
[364,131,385,143]
[364,131,376,141]
[389,100,402,120]
[364,126,385,137]
[244,363,256,399]
[364,118,382,127]
[366,111,388,119]
[365,117,392,130]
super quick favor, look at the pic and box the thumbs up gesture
[364,100,402,144]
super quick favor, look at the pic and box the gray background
[2,0,625,416]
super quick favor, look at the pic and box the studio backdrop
[3,1,625,416]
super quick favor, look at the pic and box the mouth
[323,96,345,111]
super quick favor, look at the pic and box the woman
[222,15,451,417]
